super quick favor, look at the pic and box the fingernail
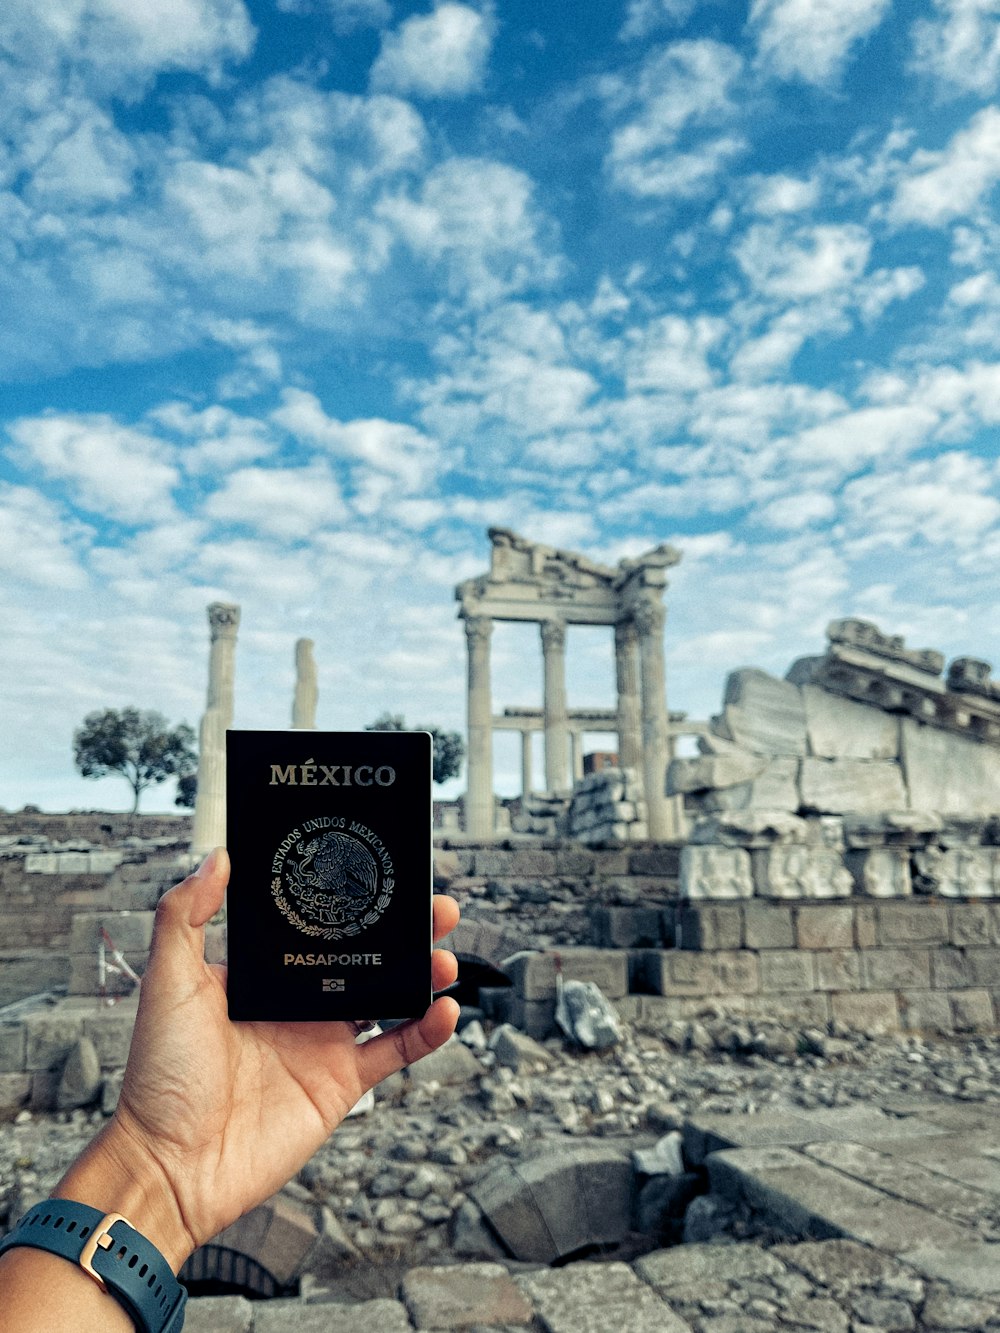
[195,847,221,878]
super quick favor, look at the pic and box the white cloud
[625,314,723,392]
[749,173,820,215]
[782,403,940,472]
[276,0,390,29]
[605,39,747,200]
[371,3,494,98]
[619,0,708,40]
[204,462,347,538]
[1,0,255,91]
[855,266,925,322]
[842,452,1000,550]
[756,490,836,530]
[735,222,871,297]
[750,0,891,84]
[8,411,179,522]
[0,484,89,589]
[889,106,1000,226]
[378,157,561,304]
[911,0,1000,98]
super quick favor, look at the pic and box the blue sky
[4,0,1000,812]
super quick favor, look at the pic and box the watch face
[226,729,433,1022]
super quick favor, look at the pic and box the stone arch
[445,920,526,970]
[180,1196,317,1296]
[469,1144,634,1263]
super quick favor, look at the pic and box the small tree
[73,707,197,813]
[364,712,465,785]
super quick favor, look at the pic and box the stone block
[815,950,862,991]
[24,853,59,873]
[405,1036,481,1088]
[845,848,912,898]
[741,992,832,1026]
[24,1011,84,1071]
[675,904,743,951]
[29,1069,59,1111]
[635,1242,787,1290]
[56,1035,102,1109]
[503,949,629,1001]
[254,1299,412,1333]
[900,1242,1000,1297]
[638,950,717,997]
[899,989,953,1033]
[902,716,1000,815]
[712,950,760,993]
[759,950,816,992]
[258,1196,318,1285]
[842,810,942,849]
[830,991,899,1033]
[0,1072,30,1117]
[505,996,556,1039]
[914,846,996,898]
[591,906,663,948]
[516,1260,690,1333]
[401,1262,534,1329]
[0,1023,26,1073]
[931,947,973,988]
[714,669,807,755]
[950,903,997,947]
[966,947,1000,986]
[752,846,852,900]
[679,846,753,900]
[743,903,795,950]
[666,752,768,794]
[855,904,877,948]
[801,685,899,759]
[697,758,799,813]
[82,1008,137,1068]
[950,989,996,1031]
[861,948,931,990]
[796,905,854,950]
[181,1296,253,1333]
[799,757,907,815]
[876,902,950,946]
[628,847,680,876]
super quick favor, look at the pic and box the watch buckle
[79,1211,134,1293]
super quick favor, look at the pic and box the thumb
[149,847,229,967]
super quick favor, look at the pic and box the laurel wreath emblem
[271,824,394,941]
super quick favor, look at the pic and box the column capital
[464,615,493,647]
[632,597,665,638]
[540,618,567,653]
[208,602,241,639]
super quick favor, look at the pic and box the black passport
[226,729,433,1022]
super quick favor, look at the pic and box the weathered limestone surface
[902,718,1000,814]
[680,846,753,900]
[711,669,807,756]
[801,685,900,760]
[751,847,853,899]
[799,758,907,815]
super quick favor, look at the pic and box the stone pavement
[180,1095,1000,1332]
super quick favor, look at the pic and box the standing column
[570,729,584,784]
[464,616,494,838]
[541,618,569,793]
[192,602,240,857]
[520,729,533,802]
[634,597,677,840]
[292,637,318,729]
[615,618,642,772]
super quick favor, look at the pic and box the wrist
[53,1115,196,1273]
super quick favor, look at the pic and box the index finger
[432,893,459,943]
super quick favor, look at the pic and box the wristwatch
[0,1199,187,1332]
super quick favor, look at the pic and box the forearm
[0,1116,193,1333]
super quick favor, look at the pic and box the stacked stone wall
[0,813,191,843]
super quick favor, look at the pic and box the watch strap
[0,1199,187,1333]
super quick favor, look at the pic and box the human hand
[56,848,460,1269]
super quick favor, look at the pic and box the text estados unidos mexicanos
[271,820,394,876]
[269,760,395,787]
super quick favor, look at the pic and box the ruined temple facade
[456,528,682,841]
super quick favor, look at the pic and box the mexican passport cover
[226,729,433,1022]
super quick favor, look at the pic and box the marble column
[541,618,569,793]
[464,616,494,838]
[521,730,533,801]
[192,602,240,857]
[634,597,677,840]
[570,729,584,784]
[292,637,318,729]
[615,618,642,773]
